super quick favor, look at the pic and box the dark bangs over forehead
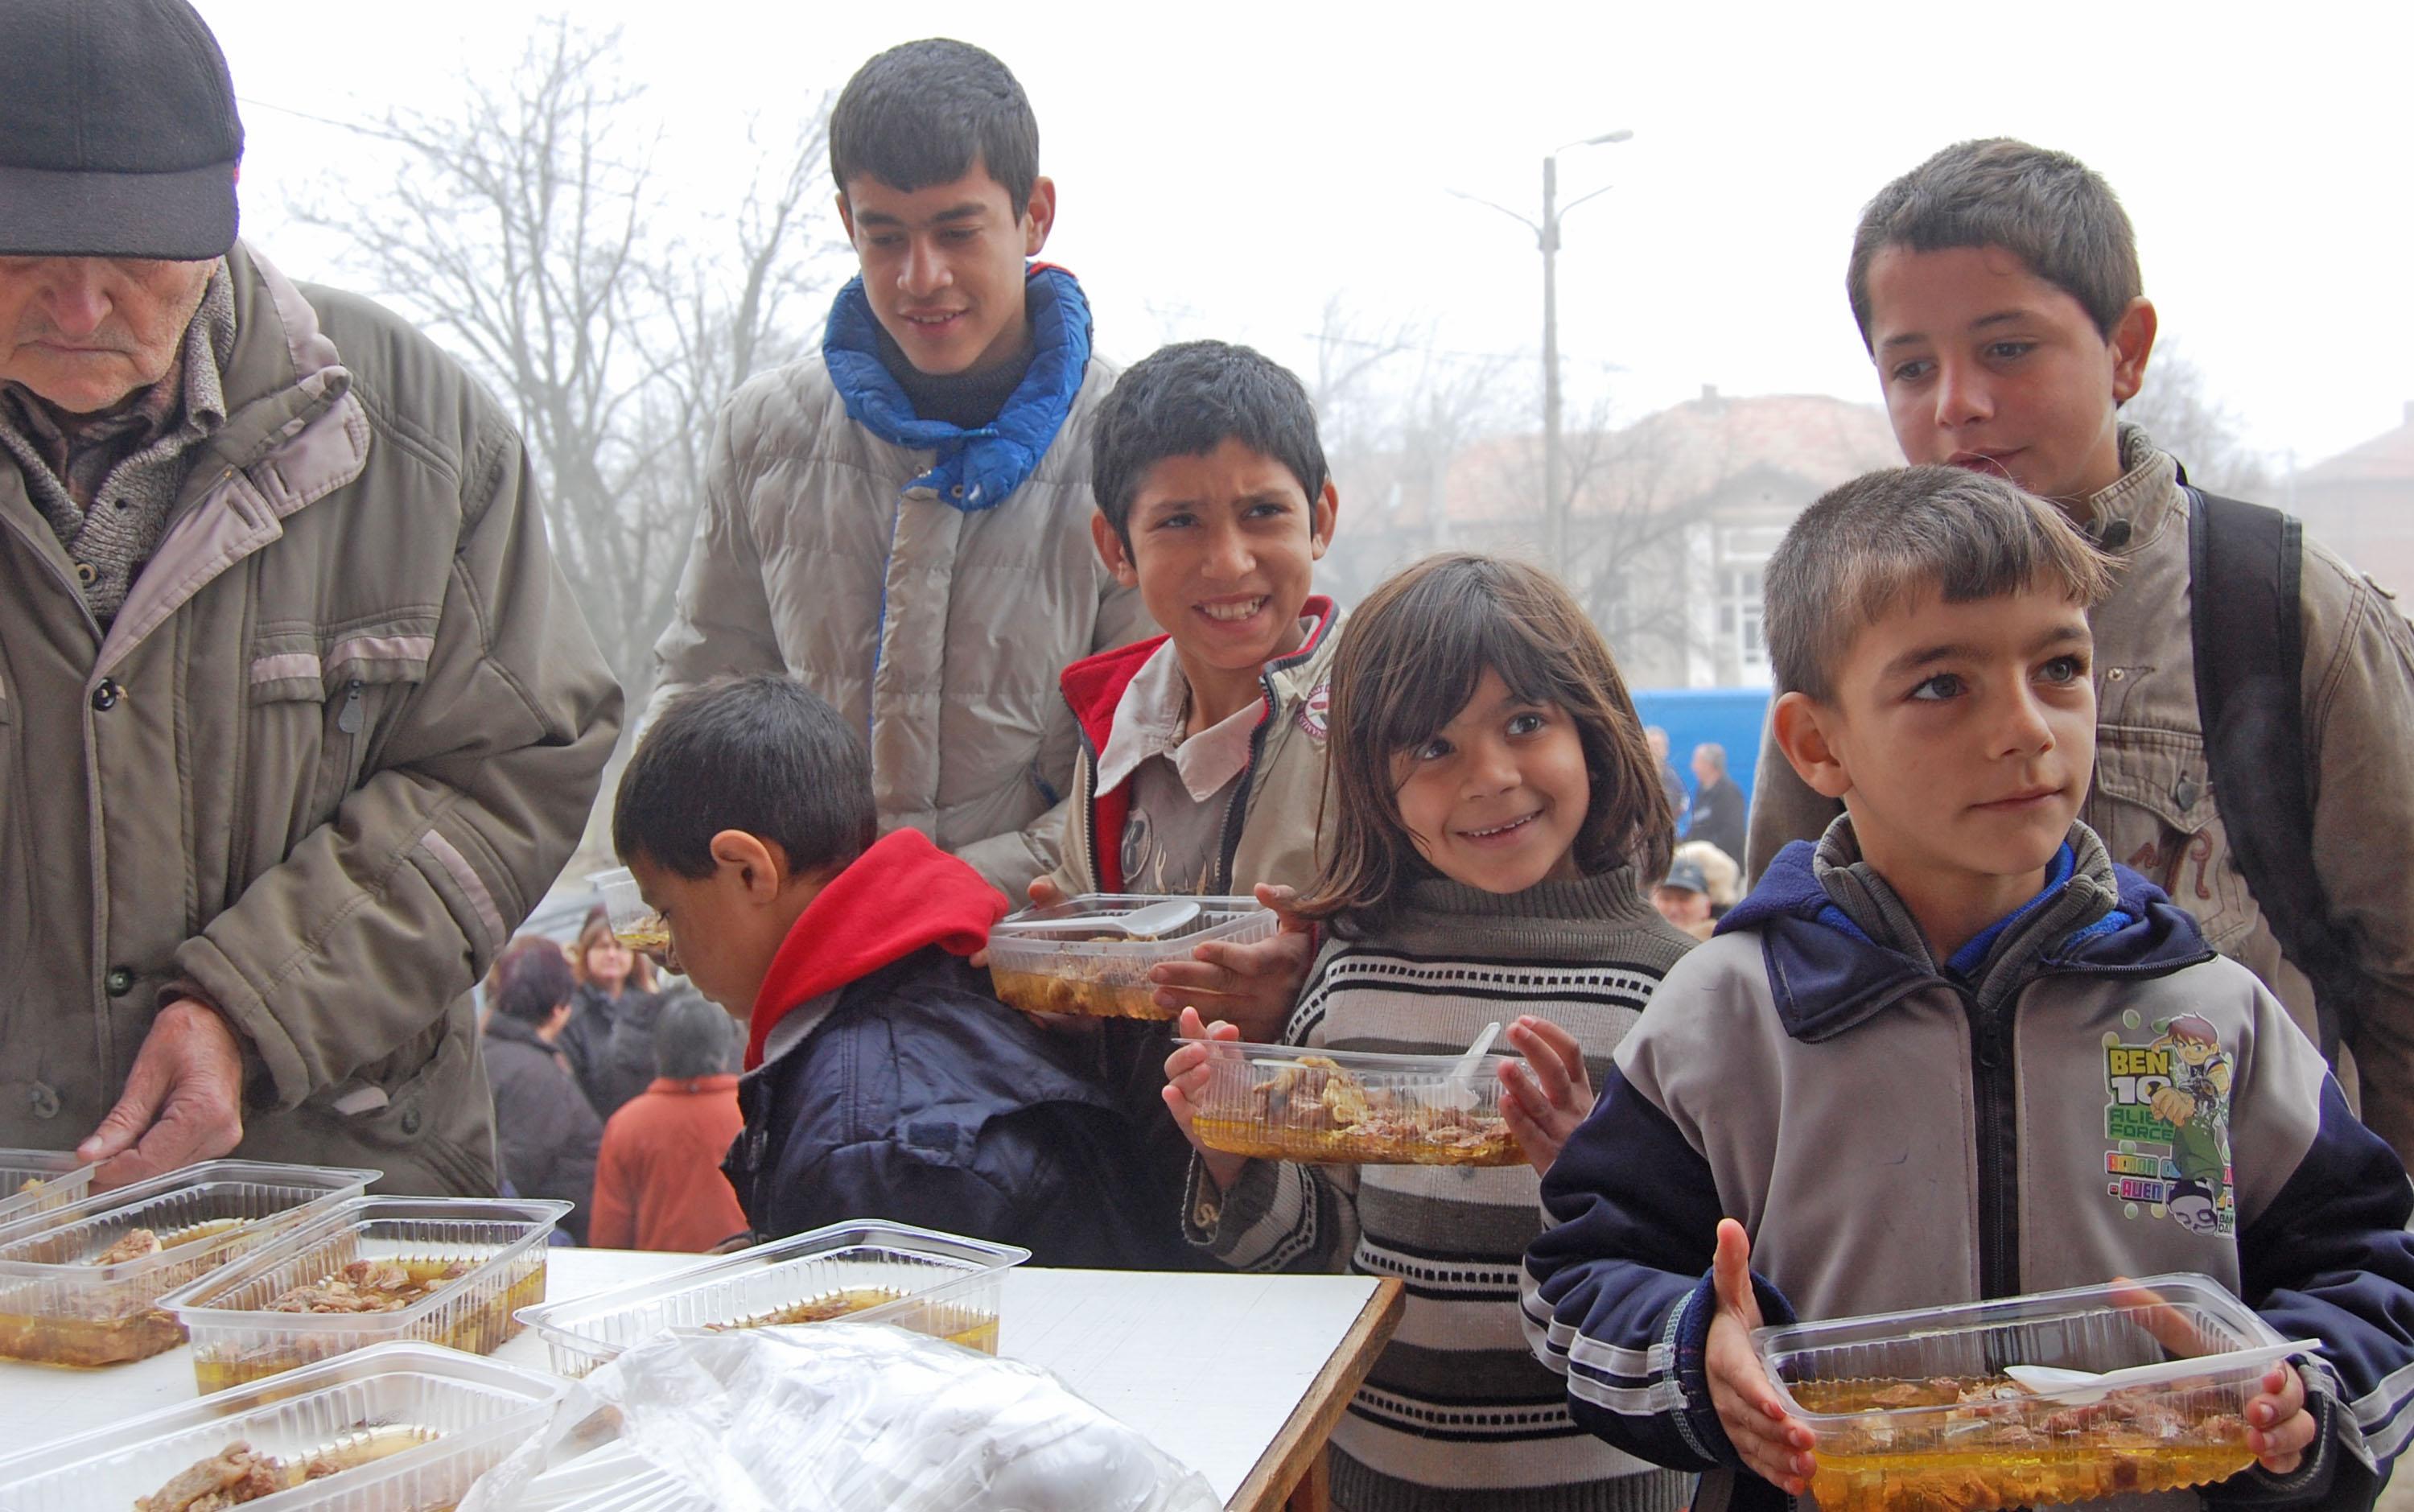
[1300,554,1675,935]
[1354,556,1590,754]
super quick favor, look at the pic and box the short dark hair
[491,936,574,1026]
[830,39,1039,214]
[654,992,734,1080]
[1298,553,1672,936]
[1090,340,1330,551]
[1847,138,2140,348]
[1765,465,2116,703]
[612,674,876,880]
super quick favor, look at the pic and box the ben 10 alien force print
[2103,1009,2235,1236]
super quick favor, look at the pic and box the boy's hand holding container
[1146,884,1316,1041]
[1705,1220,1817,1496]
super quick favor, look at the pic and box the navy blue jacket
[724,946,1193,1270]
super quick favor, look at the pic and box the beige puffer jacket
[0,245,622,1193]
[1748,427,2414,1164]
[650,348,1150,898]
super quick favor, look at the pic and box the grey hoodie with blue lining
[1524,817,2414,1512]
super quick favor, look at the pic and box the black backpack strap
[2187,488,2365,1062]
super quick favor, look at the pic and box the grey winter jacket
[1747,426,2414,1168]
[1530,819,2414,1511]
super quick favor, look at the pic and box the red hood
[744,830,1008,1069]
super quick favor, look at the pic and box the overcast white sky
[204,0,2409,468]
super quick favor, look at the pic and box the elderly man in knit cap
[0,0,620,1193]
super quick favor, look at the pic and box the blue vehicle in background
[1631,686,1773,819]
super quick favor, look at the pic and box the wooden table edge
[1226,1276,1406,1512]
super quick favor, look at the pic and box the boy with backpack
[1745,139,2414,1164]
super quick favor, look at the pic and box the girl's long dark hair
[1299,553,1675,937]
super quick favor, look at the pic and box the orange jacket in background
[589,1075,747,1252]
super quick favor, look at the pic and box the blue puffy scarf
[822,263,1093,513]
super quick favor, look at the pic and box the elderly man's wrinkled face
[0,257,214,414]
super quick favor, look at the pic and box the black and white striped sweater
[1185,870,1695,1512]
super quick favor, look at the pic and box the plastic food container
[0,1339,564,1511]
[165,1197,573,1393]
[1188,1041,1526,1166]
[0,1149,96,1230]
[985,893,1277,1020]
[1753,1273,2293,1511]
[515,1220,1029,1377]
[587,866,667,955]
[0,1159,377,1367]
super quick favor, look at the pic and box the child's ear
[1772,691,1854,802]
[2109,296,2158,406]
[1309,480,1339,562]
[707,830,785,903]
[1090,511,1139,587]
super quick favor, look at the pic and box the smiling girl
[1164,552,1695,1512]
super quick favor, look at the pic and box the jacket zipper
[1959,982,2021,1299]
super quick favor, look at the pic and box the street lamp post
[1456,130,1632,569]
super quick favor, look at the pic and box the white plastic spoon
[2002,1338,2320,1404]
[995,897,1202,940]
[1437,1021,1505,1111]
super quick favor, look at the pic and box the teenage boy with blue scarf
[651,39,1146,898]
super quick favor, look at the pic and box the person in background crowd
[1646,726,1687,837]
[1744,138,2414,1168]
[481,938,604,1244]
[589,993,747,1253]
[1673,839,1742,921]
[1651,856,1716,942]
[560,913,666,1122]
[650,38,1147,898]
[0,0,619,1194]
[1684,743,1748,865]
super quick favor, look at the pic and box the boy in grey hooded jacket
[1526,468,2414,1511]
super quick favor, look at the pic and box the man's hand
[1497,1016,1595,1175]
[1705,1218,1815,1494]
[970,876,1066,970]
[77,998,246,1189]
[1147,884,1314,1041]
[1163,1007,1248,1193]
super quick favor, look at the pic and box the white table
[0,1250,1401,1511]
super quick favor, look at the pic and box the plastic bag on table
[461,1320,1221,1512]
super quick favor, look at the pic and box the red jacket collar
[744,830,1008,1069]
[1058,595,1338,757]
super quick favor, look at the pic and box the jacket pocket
[248,641,428,827]
[2091,726,2251,949]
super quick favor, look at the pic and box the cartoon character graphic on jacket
[2103,1011,2238,1237]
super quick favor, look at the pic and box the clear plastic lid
[1753,1272,2296,1512]
[164,1196,573,1392]
[1188,1040,1526,1166]
[985,894,1276,1020]
[0,1159,378,1367]
[0,1148,97,1229]
[0,1339,564,1511]
[587,867,667,956]
[514,1220,1029,1378]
